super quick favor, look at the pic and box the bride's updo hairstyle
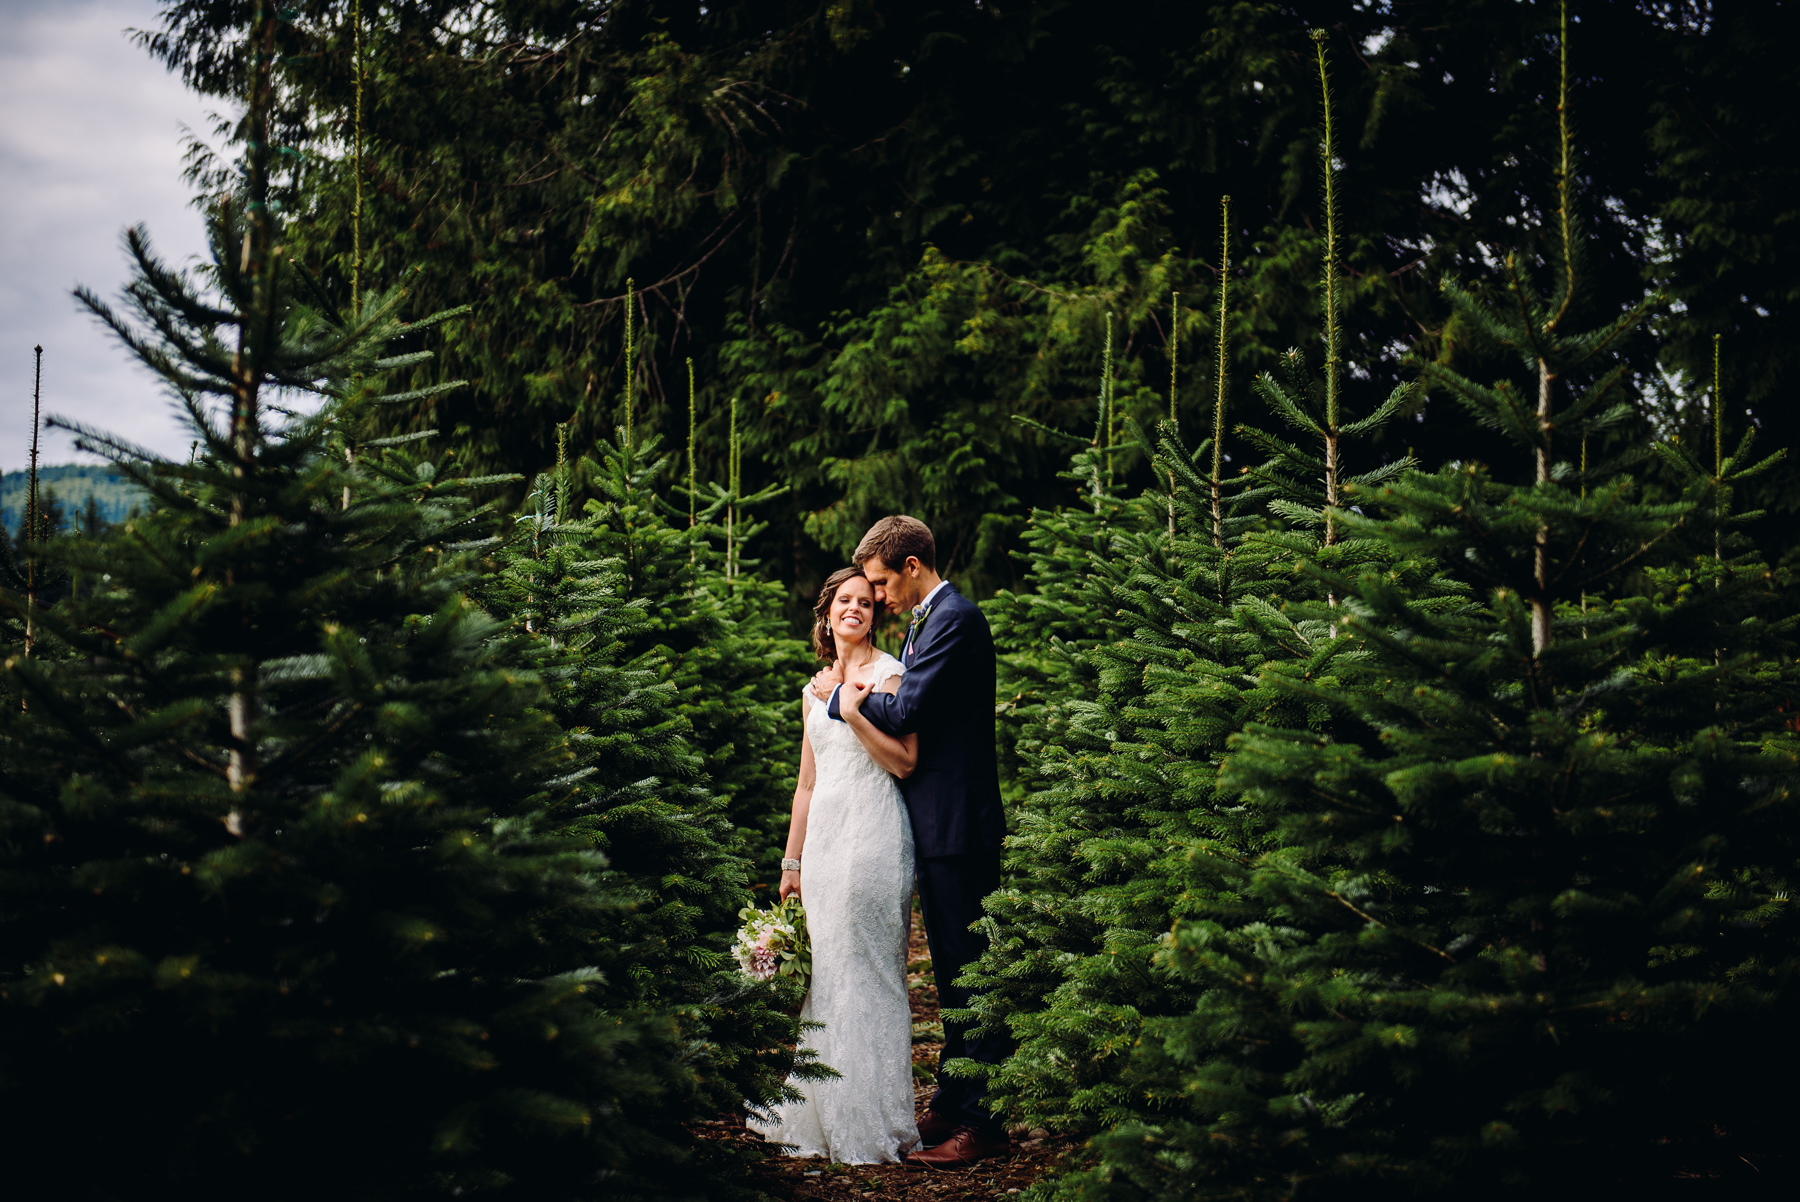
[812,566,884,662]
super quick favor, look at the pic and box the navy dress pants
[916,851,1013,1139]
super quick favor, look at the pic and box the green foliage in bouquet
[734,894,813,989]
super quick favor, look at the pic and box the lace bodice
[804,653,907,815]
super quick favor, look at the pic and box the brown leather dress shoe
[903,1125,1010,1169]
[914,1109,961,1148]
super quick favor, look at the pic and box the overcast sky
[2,0,217,472]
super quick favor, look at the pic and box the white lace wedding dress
[749,652,920,1163]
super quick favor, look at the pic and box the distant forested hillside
[0,464,145,535]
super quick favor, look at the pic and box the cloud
[0,0,221,472]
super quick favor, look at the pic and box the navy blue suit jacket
[828,582,1004,859]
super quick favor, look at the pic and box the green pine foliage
[720,188,1195,596]
[480,436,821,1125]
[559,429,809,860]
[968,426,1300,1134]
[0,44,761,1194]
[987,445,1161,798]
[6,6,1797,1198]
[1085,180,1800,1198]
[964,66,1438,1178]
[967,343,1435,1186]
[1239,34,1416,604]
[0,274,694,1201]
[143,1,1800,572]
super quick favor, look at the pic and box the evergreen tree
[0,22,743,1196]
[967,334,1429,1174]
[1088,70,1800,1196]
[966,421,1300,1138]
[964,59,1434,1169]
[481,436,822,1127]
[584,431,804,849]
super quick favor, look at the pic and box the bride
[749,566,921,1163]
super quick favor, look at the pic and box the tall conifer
[566,427,804,855]
[0,15,746,1195]
[481,421,823,1109]
[1099,15,1800,1193]
[964,48,1430,1169]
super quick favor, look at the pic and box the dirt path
[693,906,1071,1200]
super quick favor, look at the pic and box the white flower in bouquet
[733,895,811,985]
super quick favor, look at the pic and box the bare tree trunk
[1324,432,1340,545]
[1210,199,1231,551]
[1532,358,1554,656]
[23,345,43,674]
[1168,289,1179,538]
[1314,34,1343,611]
[225,11,279,797]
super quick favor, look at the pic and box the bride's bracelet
[781,857,802,873]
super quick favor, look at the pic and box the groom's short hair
[855,515,936,572]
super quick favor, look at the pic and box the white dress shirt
[914,578,951,615]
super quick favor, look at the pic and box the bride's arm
[839,675,919,779]
[781,699,817,901]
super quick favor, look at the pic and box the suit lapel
[905,583,959,663]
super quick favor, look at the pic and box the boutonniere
[907,606,932,639]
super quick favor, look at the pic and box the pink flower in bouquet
[734,897,810,986]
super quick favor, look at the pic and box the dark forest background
[137,0,1799,607]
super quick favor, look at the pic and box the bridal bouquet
[733,894,811,987]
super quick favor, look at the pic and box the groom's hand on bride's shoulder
[809,660,845,702]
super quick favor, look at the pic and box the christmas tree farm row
[962,28,1799,1201]
[0,27,812,1198]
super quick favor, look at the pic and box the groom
[812,515,1011,1169]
